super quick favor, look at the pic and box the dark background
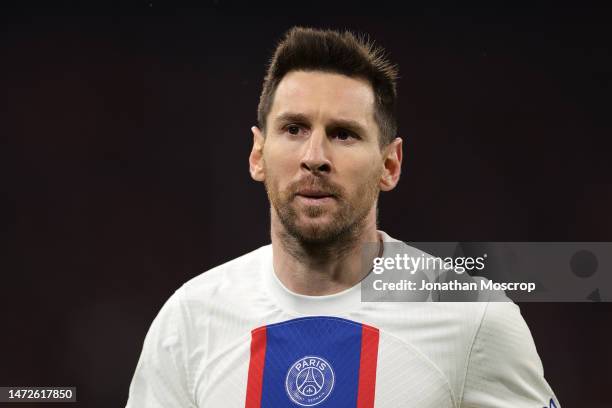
[3,1,611,407]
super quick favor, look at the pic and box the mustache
[288,176,343,198]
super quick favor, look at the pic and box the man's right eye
[287,125,301,135]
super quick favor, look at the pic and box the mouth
[295,189,336,204]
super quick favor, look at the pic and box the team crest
[285,356,335,406]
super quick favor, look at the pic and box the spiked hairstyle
[257,27,399,146]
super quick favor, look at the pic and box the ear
[249,126,266,182]
[379,137,402,191]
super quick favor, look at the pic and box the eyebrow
[273,112,369,136]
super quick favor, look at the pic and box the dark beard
[266,176,379,262]
[273,203,366,263]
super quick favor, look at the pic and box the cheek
[263,148,296,187]
[343,157,382,190]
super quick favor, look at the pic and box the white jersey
[126,231,560,408]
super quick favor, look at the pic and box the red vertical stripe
[356,324,380,408]
[245,327,267,408]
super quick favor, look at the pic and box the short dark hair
[257,27,399,146]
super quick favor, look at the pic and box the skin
[249,70,402,295]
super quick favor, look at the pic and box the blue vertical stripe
[260,316,363,407]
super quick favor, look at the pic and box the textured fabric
[126,231,560,408]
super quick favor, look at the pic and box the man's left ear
[379,137,402,191]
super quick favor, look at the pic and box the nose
[300,129,332,174]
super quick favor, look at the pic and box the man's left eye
[333,129,355,141]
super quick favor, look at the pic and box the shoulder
[459,301,559,406]
[470,301,542,367]
[140,244,274,357]
[180,244,272,300]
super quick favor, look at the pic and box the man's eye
[333,129,355,141]
[287,125,301,135]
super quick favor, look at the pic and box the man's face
[251,70,396,244]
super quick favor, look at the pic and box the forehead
[269,70,376,126]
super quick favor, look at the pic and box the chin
[289,219,348,245]
[296,222,332,237]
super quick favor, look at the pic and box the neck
[270,207,382,296]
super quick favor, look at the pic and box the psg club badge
[285,356,335,406]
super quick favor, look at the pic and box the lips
[294,188,336,206]
[296,188,335,199]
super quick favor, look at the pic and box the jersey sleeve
[126,288,196,408]
[460,302,560,408]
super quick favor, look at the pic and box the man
[126,27,560,407]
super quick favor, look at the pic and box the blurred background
[3,1,611,406]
